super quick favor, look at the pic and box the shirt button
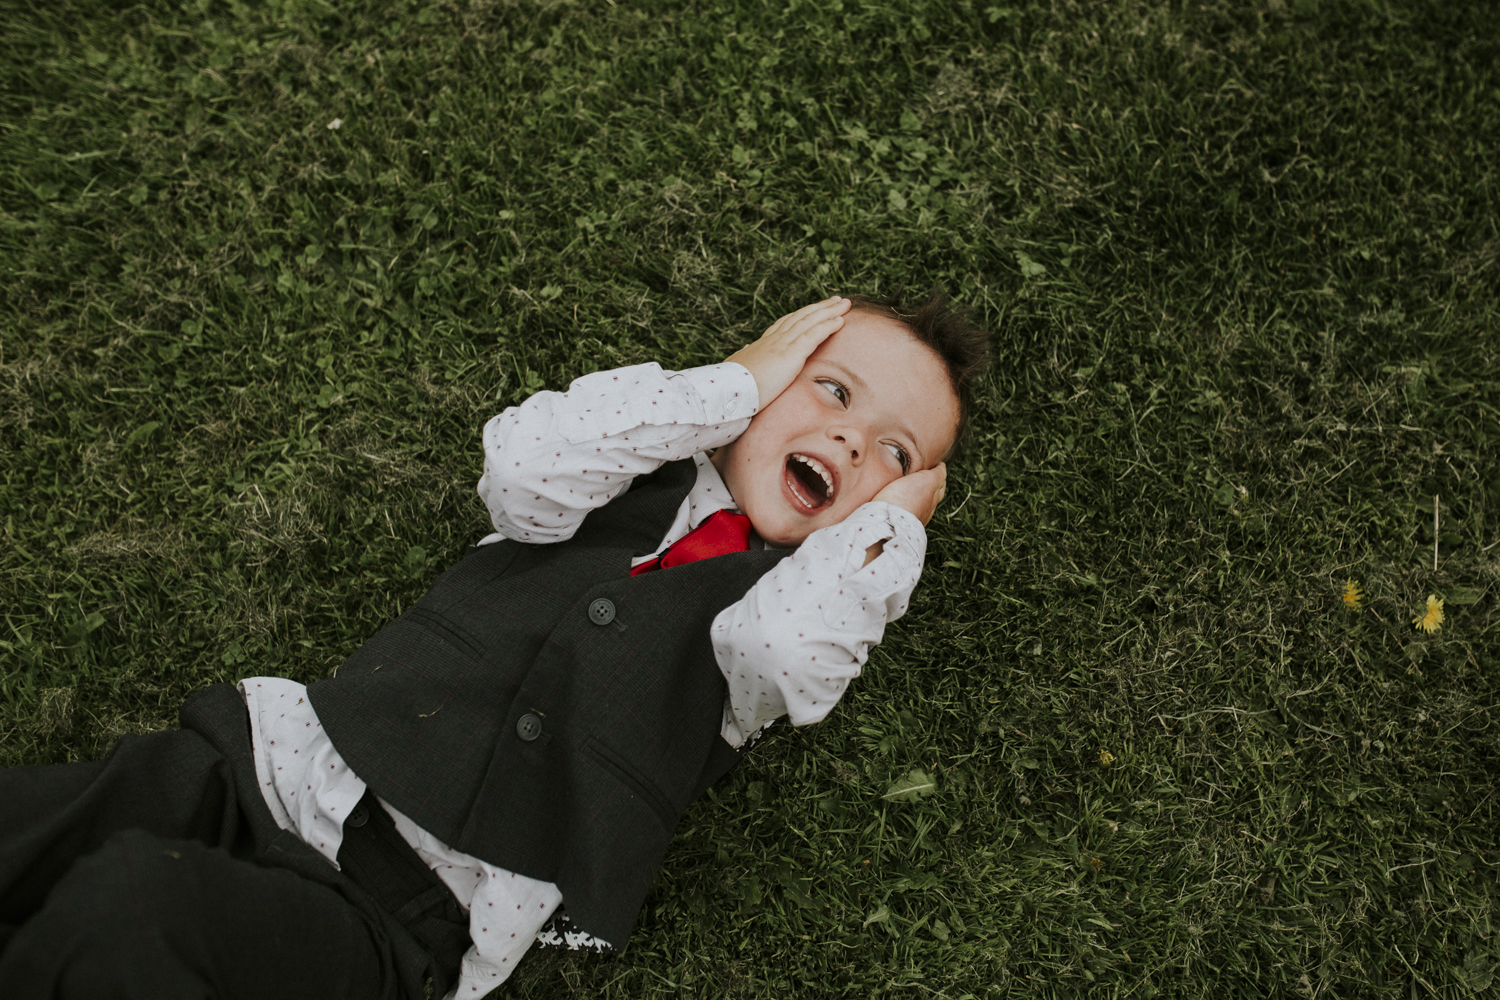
[346,803,369,828]
[516,713,543,742]
[588,598,616,626]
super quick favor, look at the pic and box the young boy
[0,293,989,999]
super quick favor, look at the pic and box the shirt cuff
[846,500,928,572]
[678,362,759,424]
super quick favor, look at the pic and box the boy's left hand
[871,463,947,526]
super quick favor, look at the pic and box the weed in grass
[1413,595,1446,634]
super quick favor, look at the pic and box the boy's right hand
[725,296,851,409]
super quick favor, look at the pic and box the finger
[784,302,849,344]
[786,296,848,327]
[765,296,845,339]
[930,465,948,505]
[790,312,848,347]
[783,298,848,336]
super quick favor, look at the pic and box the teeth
[790,453,835,503]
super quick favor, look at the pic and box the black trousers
[0,684,470,1000]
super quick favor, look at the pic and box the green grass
[2,0,1498,995]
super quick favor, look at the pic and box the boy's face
[713,310,961,547]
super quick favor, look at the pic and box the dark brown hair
[843,290,992,461]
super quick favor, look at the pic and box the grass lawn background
[2,0,1497,995]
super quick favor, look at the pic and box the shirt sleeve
[710,501,927,744]
[477,362,758,543]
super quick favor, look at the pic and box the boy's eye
[815,378,849,406]
[884,442,910,474]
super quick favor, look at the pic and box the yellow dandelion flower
[1342,579,1363,609]
[1413,595,1444,633]
[1098,750,1115,767]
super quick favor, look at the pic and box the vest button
[346,803,369,828]
[588,598,616,626]
[516,713,543,742]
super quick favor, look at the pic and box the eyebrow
[821,360,926,466]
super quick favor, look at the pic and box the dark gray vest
[308,459,791,947]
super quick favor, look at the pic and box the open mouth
[784,453,836,511]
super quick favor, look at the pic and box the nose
[830,424,868,465]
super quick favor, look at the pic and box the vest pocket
[400,606,485,660]
[584,738,677,832]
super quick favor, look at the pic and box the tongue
[787,460,827,507]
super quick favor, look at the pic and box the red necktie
[630,508,752,576]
